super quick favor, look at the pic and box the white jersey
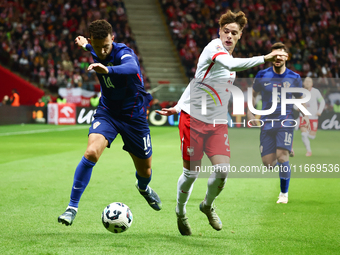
[175,38,265,123]
[301,87,325,119]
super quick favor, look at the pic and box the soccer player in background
[156,10,288,235]
[247,42,310,204]
[299,77,325,156]
[58,20,162,226]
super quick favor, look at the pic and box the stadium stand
[1,0,340,109]
[0,0,151,101]
[159,0,340,80]
[159,0,340,110]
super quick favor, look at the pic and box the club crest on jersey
[187,146,194,156]
[93,121,101,129]
[283,81,291,88]
[216,45,223,51]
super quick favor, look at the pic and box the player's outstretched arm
[155,108,177,116]
[75,36,89,48]
[263,50,288,62]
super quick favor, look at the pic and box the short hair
[219,10,247,30]
[271,42,288,52]
[88,20,112,39]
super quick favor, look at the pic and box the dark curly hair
[219,10,247,31]
[88,20,113,39]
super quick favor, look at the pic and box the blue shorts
[260,127,294,157]
[89,108,152,159]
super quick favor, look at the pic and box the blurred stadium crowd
[160,0,340,86]
[0,0,340,108]
[0,0,150,95]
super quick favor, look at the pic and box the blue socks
[69,156,96,208]
[278,161,291,193]
[136,171,152,190]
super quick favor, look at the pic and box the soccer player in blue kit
[247,42,310,204]
[58,20,162,226]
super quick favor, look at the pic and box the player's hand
[155,107,177,116]
[264,50,288,62]
[75,36,88,47]
[247,111,257,126]
[300,116,311,132]
[88,63,109,74]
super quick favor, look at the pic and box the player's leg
[275,128,294,204]
[177,159,200,216]
[120,114,162,211]
[197,155,228,231]
[129,153,162,211]
[176,159,200,235]
[205,155,229,207]
[276,148,290,203]
[300,125,312,156]
[262,153,277,169]
[260,129,277,169]
[58,133,108,225]
[306,120,318,156]
[199,124,230,231]
[308,130,317,139]
[58,111,118,226]
[176,111,202,235]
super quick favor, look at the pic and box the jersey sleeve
[174,83,191,113]
[205,40,265,71]
[84,44,93,52]
[107,49,139,75]
[316,89,326,114]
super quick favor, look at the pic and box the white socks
[67,206,78,212]
[308,134,315,140]
[176,167,199,216]
[204,163,229,207]
[280,192,288,198]
[176,164,229,215]
[301,132,311,152]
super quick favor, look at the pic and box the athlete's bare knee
[277,157,287,164]
[137,166,151,178]
[84,147,100,162]
[262,160,276,168]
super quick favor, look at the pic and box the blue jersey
[253,67,302,123]
[85,42,152,119]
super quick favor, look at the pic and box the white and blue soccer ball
[101,202,133,233]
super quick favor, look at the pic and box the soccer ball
[101,202,133,233]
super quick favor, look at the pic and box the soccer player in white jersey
[156,10,288,236]
[299,77,325,156]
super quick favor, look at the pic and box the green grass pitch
[0,124,339,254]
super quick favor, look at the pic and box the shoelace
[209,208,219,220]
